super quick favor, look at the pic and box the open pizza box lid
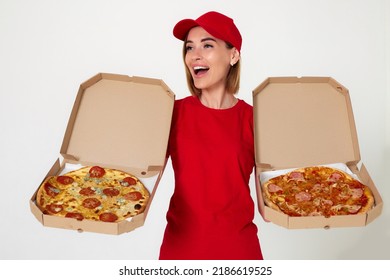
[30,73,175,234]
[252,76,383,229]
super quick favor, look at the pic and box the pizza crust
[360,186,375,213]
[263,196,281,213]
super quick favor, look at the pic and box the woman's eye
[204,44,213,49]
[185,45,193,52]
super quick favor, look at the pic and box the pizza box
[253,76,383,229]
[30,73,174,235]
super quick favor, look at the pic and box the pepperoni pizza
[262,166,374,218]
[36,166,150,223]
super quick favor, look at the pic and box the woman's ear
[230,48,240,66]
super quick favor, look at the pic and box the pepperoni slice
[56,176,74,185]
[124,191,143,201]
[351,188,363,199]
[89,166,105,178]
[103,188,120,197]
[65,212,84,221]
[44,182,60,197]
[268,183,283,193]
[82,198,101,209]
[328,172,343,182]
[46,203,63,214]
[79,187,95,196]
[345,205,362,214]
[121,177,137,186]
[295,191,312,202]
[288,171,305,181]
[99,212,118,222]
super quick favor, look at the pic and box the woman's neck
[199,90,237,109]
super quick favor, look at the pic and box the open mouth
[193,66,209,75]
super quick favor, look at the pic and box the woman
[159,11,263,260]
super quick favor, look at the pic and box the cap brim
[173,19,199,41]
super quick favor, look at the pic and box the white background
[0,0,389,260]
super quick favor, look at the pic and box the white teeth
[194,66,208,70]
[193,66,209,74]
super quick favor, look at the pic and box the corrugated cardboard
[30,73,174,234]
[253,77,383,229]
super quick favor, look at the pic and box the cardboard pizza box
[30,73,174,234]
[253,76,383,229]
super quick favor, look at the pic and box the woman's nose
[191,48,202,61]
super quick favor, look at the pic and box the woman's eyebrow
[201,37,217,43]
[185,37,217,44]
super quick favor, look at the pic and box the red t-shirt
[159,96,263,260]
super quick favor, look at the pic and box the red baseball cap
[173,11,242,52]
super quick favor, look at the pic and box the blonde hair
[182,42,241,97]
